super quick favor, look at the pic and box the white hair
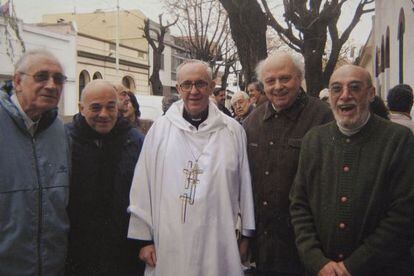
[14,49,62,73]
[231,91,249,106]
[255,51,304,82]
[176,59,213,82]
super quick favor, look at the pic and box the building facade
[0,17,77,115]
[43,10,150,96]
[359,1,414,99]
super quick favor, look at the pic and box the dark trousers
[253,271,303,276]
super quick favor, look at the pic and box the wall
[0,18,77,115]
[374,0,414,98]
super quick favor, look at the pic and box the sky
[8,0,373,46]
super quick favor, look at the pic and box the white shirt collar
[10,93,40,136]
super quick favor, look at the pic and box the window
[93,72,103,79]
[122,76,135,91]
[380,36,385,73]
[79,70,90,99]
[385,27,390,69]
[398,8,405,83]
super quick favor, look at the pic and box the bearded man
[290,65,414,276]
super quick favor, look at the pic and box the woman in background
[124,91,153,135]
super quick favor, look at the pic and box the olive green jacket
[290,115,414,276]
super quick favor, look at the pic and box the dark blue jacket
[65,114,144,275]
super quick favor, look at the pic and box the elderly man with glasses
[290,65,414,276]
[128,59,255,276]
[0,49,70,275]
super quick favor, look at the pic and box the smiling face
[329,65,375,129]
[261,55,302,112]
[13,55,64,120]
[80,81,119,134]
[176,62,215,118]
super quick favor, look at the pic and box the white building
[0,17,77,116]
[43,10,151,97]
[363,0,414,99]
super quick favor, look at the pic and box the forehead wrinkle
[178,64,211,83]
[26,56,63,73]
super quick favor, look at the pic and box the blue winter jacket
[0,90,70,276]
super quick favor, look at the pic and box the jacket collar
[70,113,131,141]
[166,99,226,134]
[0,89,58,135]
[330,113,380,144]
[263,88,308,121]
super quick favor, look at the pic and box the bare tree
[164,0,237,86]
[220,0,374,96]
[143,14,178,96]
[1,2,25,64]
[218,0,268,86]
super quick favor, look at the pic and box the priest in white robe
[128,59,255,276]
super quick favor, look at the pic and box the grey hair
[14,49,62,73]
[231,91,249,106]
[255,51,304,82]
[80,79,117,103]
[176,59,213,82]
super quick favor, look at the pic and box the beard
[332,102,370,130]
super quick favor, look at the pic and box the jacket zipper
[32,137,43,276]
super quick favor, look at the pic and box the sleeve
[238,126,255,237]
[127,127,155,241]
[343,132,414,274]
[289,132,330,274]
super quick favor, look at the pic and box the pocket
[288,138,302,149]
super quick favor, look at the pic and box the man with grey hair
[231,91,253,124]
[0,49,70,275]
[65,79,144,275]
[243,51,333,275]
[128,59,255,275]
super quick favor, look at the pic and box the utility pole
[115,0,120,76]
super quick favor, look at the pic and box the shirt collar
[10,93,40,136]
[263,89,308,121]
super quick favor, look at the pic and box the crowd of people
[0,48,413,276]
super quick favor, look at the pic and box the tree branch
[261,0,303,50]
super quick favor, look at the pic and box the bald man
[65,80,145,275]
[290,65,414,276]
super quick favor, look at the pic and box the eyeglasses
[19,71,67,85]
[329,81,372,95]
[179,80,209,92]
